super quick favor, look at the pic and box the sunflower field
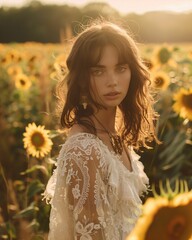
[0,42,192,239]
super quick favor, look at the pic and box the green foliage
[157,47,171,64]
[26,180,44,200]
[140,44,192,192]
[13,203,39,219]
[0,43,65,239]
[21,165,49,176]
[0,221,16,239]
[152,179,189,200]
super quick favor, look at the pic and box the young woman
[44,20,158,240]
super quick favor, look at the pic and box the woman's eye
[91,69,104,76]
[116,66,127,73]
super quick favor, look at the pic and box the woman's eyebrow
[91,63,128,68]
[117,62,128,66]
[90,65,105,69]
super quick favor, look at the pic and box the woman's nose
[106,73,118,86]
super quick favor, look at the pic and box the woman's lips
[104,91,120,96]
[104,92,120,99]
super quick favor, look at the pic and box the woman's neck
[92,108,117,134]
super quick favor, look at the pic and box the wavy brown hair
[56,20,159,149]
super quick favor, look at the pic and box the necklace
[93,115,123,155]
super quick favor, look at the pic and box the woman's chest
[102,150,138,197]
[119,149,133,173]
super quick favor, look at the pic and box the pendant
[109,134,123,155]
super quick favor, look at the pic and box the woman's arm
[49,140,116,240]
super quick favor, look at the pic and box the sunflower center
[10,53,15,60]
[182,93,192,109]
[155,77,164,87]
[1,58,6,63]
[167,215,186,238]
[31,132,45,148]
[20,79,26,86]
[144,59,153,70]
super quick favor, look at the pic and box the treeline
[1,1,192,43]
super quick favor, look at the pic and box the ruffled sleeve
[44,134,120,240]
[130,149,149,196]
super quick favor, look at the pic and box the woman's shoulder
[67,124,96,141]
[57,125,108,171]
[67,123,86,137]
[62,124,101,153]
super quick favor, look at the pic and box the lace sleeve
[47,137,117,240]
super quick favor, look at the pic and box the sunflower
[50,71,57,80]
[155,46,172,65]
[173,88,192,121]
[23,123,53,158]
[55,53,68,66]
[15,73,31,90]
[28,54,38,63]
[143,58,155,70]
[127,181,192,240]
[151,71,170,90]
[50,62,67,81]
[54,62,67,76]
[0,54,11,66]
[7,65,23,78]
[6,49,23,63]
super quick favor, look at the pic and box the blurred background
[1,0,192,43]
[0,0,192,239]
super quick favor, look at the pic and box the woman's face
[90,45,131,110]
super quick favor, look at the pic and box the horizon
[1,0,192,14]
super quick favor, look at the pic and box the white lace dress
[43,133,149,240]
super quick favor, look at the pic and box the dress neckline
[66,132,134,174]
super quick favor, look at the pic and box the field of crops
[0,42,192,239]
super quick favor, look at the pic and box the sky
[1,0,192,14]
